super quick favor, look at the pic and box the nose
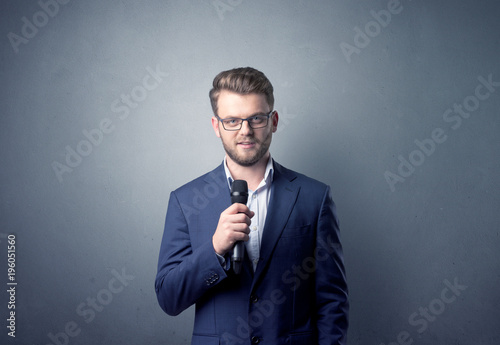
[239,119,253,135]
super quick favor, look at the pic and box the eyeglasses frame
[215,111,275,131]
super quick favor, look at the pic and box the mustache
[237,137,259,144]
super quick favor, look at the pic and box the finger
[225,204,255,221]
[239,206,254,219]
[229,203,253,216]
[227,228,249,244]
[234,232,250,242]
[230,213,252,225]
[226,213,252,225]
[231,223,250,234]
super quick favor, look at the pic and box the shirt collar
[224,155,274,191]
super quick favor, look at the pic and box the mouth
[238,141,256,149]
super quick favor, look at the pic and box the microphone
[230,180,248,274]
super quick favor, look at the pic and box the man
[155,67,349,344]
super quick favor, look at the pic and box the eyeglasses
[216,111,274,131]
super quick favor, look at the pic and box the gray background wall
[1,0,499,344]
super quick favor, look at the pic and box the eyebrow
[222,111,269,119]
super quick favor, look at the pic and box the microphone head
[231,180,248,204]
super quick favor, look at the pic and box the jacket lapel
[252,161,299,288]
[202,163,231,224]
[202,161,299,285]
[190,164,231,250]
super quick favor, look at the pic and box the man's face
[211,90,278,167]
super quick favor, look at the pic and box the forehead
[217,90,269,117]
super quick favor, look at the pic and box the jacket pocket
[280,224,312,238]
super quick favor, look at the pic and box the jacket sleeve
[315,186,349,344]
[155,191,228,316]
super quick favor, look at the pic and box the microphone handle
[231,242,244,274]
[230,180,248,274]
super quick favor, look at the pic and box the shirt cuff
[215,252,231,271]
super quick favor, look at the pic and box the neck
[226,153,270,191]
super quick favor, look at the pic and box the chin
[232,155,258,167]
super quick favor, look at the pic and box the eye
[251,115,265,123]
[222,118,241,127]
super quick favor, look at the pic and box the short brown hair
[209,67,274,115]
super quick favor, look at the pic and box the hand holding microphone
[212,180,253,274]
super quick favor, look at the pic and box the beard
[221,132,272,167]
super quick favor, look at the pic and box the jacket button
[205,272,219,285]
[250,295,259,303]
[251,336,261,344]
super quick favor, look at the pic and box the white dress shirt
[224,155,274,271]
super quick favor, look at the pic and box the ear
[271,111,279,133]
[211,116,221,138]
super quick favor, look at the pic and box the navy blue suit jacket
[155,160,349,344]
